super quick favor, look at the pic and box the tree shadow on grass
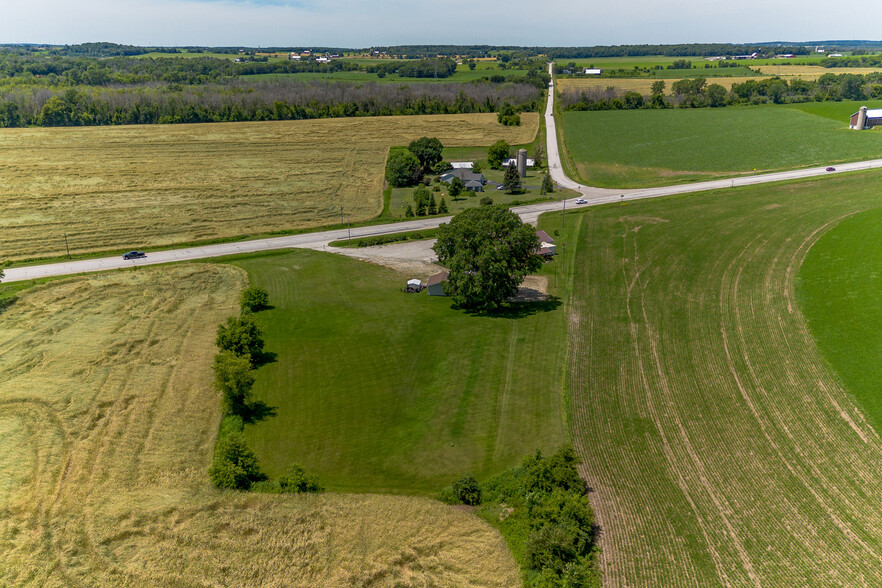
[457,296,562,319]
[252,350,278,367]
[241,400,278,424]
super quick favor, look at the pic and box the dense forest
[0,48,546,127]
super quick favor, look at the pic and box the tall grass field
[559,101,882,188]
[0,114,537,261]
[0,265,519,586]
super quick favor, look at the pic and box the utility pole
[348,219,352,248]
[561,197,566,231]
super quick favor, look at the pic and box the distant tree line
[545,44,813,59]
[560,71,882,111]
[0,79,542,127]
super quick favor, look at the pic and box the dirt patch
[511,275,549,302]
[325,239,443,276]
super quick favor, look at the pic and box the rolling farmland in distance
[0,113,537,261]
[0,266,520,586]
[566,171,882,586]
[558,103,882,188]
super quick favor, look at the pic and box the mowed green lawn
[798,206,882,431]
[565,171,882,586]
[234,249,569,494]
[560,102,882,188]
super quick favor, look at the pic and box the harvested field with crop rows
[0,114,537,261]
[566,171,882,586]
[0,266,519,586]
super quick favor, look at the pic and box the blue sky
[3,0,882,47]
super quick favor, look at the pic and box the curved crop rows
[566,173,882,586]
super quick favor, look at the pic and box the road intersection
[5,65,882,283]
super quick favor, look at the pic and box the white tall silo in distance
[856,106,868,130]
[517,148,528,178]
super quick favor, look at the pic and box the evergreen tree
[438,198,448,214]
[428,193,437,215]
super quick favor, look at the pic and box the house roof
[536,230,554,244]
[442,169,485,184]
[427,270,449,286]
[464,180,484,188]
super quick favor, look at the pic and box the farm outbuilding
[850,106,882,130]
[406,279,423,293]
[427,270,449,296]
[441,169,486,191]
[535,230,556,257]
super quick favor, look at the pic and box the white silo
[517,148,528,178]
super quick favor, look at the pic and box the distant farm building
[427,270,449,296]
[449,162,474,169]
[502,158,535,168]
[850,106,882,130]
[583,68,601,75]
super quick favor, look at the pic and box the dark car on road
[122,251,146,260]
[826,167,836,172]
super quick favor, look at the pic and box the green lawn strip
[797,207,882,431]
[234,247,569,495]
[560,104,882,188]
[327,228,438,248]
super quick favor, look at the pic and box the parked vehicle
[122,251,146,260]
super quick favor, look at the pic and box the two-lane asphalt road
[5,65,882,283]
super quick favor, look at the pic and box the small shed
[450,162,474,169]
[583,68,601,75]
[427,270,449,296]
[536,230,556,257]
[406,278,422,293]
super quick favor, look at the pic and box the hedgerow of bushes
[208,285,322,493]
[440,446,600,587]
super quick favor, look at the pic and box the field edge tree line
[209,285,323,494]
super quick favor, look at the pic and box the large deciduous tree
[407,136,444,173]
[487,140,511,170]
[433,205,542,309]
[385,148,422,187]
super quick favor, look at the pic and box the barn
[850,106,882,129]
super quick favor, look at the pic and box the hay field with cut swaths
[0,114,537,261]
[0,265,519,586]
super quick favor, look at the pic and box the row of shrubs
[440,446,600,587]
[351,229,438,248]
[208,285,323,494]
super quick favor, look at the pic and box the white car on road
[574,198,588,205]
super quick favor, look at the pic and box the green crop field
[234,249,570,493]
[565,170,882,586]
[0,265,519,586]
[559,104,882,188]
[798,207,882,432]
[0,113,537,261]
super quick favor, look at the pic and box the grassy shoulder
[328,228,438,248]
[234,247,570,494]
[558,102,882,188]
